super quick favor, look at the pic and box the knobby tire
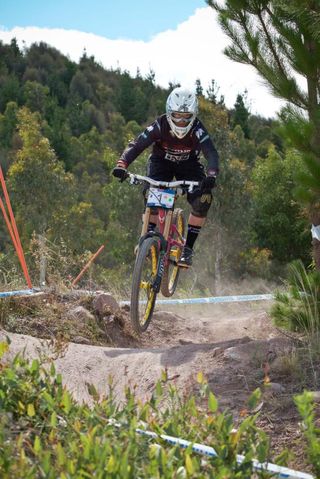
[131,236,159,334]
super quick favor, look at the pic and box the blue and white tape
[135,428,313,479]
[120,293,274,306]
[0,289,39,298]
[102,419,312,479]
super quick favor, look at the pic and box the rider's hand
[200,169,218,192]
[112,160,128,182]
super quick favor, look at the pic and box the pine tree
[195,79,204,97]
[206,79,225,106]
[232,92,250,138]
[208,0,320,268]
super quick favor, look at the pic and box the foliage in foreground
[295,391,320,476]
[271,260,320,333]
[0,342,318,477]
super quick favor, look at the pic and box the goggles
[171,111,193,123]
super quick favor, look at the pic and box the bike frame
[159,208,185,266]
[139,206,182,293]
[129,173,199,291]
[141,206,184,264]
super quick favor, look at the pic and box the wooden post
[39,234,47,287]
[71,245,105,287]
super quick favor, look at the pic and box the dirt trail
[140,301,277,346]
[0,300,278,403]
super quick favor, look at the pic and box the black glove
[200,170,217,192]
[112,167,128,182]
[112,160,128,182]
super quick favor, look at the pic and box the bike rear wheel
[161,208,185,297]
[131,236,159,333]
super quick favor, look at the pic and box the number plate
[147,188,175,209]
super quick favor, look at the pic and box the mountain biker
[112,86,219,267]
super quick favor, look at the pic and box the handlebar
[127,172,199,193]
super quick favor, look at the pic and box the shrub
[0,342,280,478]
[295,391,320,475]
[271,260,320,333]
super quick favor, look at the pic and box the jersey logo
[200,194,212,204]
[195,128,205,139]
[165,152,190,162]
[164,146,191,163]
[142,125,154,138]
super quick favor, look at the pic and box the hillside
[0,38,310,290]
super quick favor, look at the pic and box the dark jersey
[120,114,219,172]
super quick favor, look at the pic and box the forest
[0,38,311,293]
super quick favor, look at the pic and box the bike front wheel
[161,208,185,297]
[131,236,159,333]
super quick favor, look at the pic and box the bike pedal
[177,263,190,269]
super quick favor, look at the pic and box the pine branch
[256,8,285,76]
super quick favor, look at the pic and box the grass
[270,260,320,391]
[0,292,133,346]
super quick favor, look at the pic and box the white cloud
[0,7,284,117]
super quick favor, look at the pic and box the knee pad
[189,192,212,218]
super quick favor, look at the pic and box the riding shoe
[178,246,193,268]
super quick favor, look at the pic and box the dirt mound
[0,291,279,404]
[0,328,280,404]
[0,295,288,413]
[0,291,139,347]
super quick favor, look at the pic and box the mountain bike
[126,173,199,334]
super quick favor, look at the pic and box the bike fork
[152,249,166,293]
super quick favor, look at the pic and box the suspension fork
[143,231,166,293]
[140,208,173,293]
[150,209,173,292]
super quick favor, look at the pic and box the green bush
[295,391,320,475]
[0,342,316,477]
[271,260,320,333]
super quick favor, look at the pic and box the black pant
[145,158,211,217]
[147,157,206,183]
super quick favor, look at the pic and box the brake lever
[129,176,142,185]
[188,184,198,193]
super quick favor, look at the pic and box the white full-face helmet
[166,87,198,139]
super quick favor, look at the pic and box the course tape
[120,293,274,306]
[0,288,39,298]
[136,428,313,479]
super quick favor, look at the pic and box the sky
[0,0,285,117]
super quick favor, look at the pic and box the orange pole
[0,197,20,252]
[0,198,32,288]
[72,245,105,287]
[0,166,32,288]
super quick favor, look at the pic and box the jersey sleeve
[194,121,220,173]
[120,120,161,166]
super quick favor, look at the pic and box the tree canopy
[208,0,320,268]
